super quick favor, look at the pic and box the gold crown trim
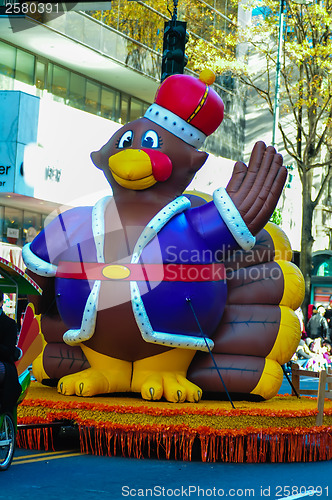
[187,85,209,123]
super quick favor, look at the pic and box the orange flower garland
[16,382,332,463]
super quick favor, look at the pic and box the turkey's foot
[57,355,132,397]
[131,348,201,403]
[141,372,202,402]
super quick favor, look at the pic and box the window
[316,260,332,277]
[69,72,86,110]
[0,41,16,78]
[35,60,46,90]
[0,206,52,246]
[120,94,129,124]
[0,42,151,130]
[15,49,35,85]
[41,213,49,229]
[23,211,42,244]
[50,64,69,101]
[85,81,100,114]
[3,207,23,245]
[101,87,120,121]
[130,97,144,122]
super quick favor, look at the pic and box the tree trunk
[300,169,314,321]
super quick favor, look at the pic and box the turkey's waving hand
[226,141,287,235]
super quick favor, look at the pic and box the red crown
[155,71,224,136]
[144,70,224,147]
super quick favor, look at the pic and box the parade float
[15,70,332,463]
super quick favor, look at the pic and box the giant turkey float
[16,70,332,463]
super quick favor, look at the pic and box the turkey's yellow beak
[109,148,173,190]
[109,149,157,190]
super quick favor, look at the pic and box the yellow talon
[195,390,202,403]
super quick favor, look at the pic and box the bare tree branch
[313,165,332,207]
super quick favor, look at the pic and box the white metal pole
[272,0,285,147]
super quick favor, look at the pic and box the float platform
[16,381,332,463]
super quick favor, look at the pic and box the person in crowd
[295,307,307,339]
[324,298,332,341]
[0,290,22,414]
[306,304,330,343]
[302,337,332,371]
[322,339,332,363]
[296,339,313,360]
[307,304,316,321]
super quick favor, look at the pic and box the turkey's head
[91,71,224,203]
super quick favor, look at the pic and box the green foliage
[88,0,238,74]
[269,208,282,226]
[225,0,332,313]
[228,0,332,167]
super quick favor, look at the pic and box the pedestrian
[324,297,332,340]
[306,304,330,344]
[295,307,307,339]
[0,290,22,414]
[307,303,316,321]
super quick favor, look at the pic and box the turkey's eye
[117,130,133,149]
[141,130,161,149]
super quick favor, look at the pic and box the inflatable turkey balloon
[23,70,304,402]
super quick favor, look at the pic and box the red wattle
[141,148,172,182]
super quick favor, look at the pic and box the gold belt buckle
[102,264,131,280]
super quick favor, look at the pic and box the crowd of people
[291,303,332,372]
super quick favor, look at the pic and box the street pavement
[2,446,331,500]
